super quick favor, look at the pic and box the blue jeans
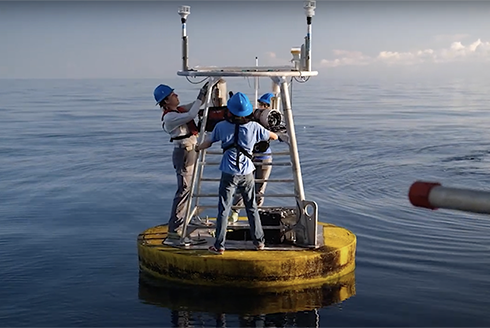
[214,172,265,250]
[233,157,272,209]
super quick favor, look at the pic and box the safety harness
[222,123,253,170]
[162,106,199,142]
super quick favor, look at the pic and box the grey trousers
[168,147,197,233]
[232,157,272,210]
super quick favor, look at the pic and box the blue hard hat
[154,84,174,105]
[258,93,274,105]
[227,92,253,117]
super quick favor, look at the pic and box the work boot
[167,231,181,240]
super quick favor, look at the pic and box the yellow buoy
[137,221,356,288]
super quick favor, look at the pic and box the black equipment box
[226,210,283,245]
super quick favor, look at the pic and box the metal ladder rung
[200,178,294,183]
[262,152,292,156]
[196,205,297,210]
[205,151,292,156]
[194,193,297,198]
[188,225,284,230]
[199,162,291,166]
[229,225,283,230]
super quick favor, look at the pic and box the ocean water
[1,76,490,327]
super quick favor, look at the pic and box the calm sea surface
[1,76,490,327]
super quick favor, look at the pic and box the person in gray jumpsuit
[154,83,209,239]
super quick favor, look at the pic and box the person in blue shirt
[196,92,278,254]
[228,92,275,223]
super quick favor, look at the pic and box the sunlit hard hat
[258,93,274,105]
[227,92,253,117]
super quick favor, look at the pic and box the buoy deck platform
[137,219,356,288]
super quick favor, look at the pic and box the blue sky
[2,1,490,79]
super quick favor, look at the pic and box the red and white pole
[409,181,490,215]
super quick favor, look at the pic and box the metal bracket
[294,200,318,248]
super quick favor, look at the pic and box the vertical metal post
[305,22,311,71]
[277,77,305,201]
[271,81,280,110]
[180,77,218,241]
[181,14,189,71]
[304,1,315,72]
[254,57,259,109]
[194,149,207,214]
[178,6,190,71]
[182,34,189,71]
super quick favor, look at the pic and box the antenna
[178,5,191,71]
[303,1,315,71]
[254,57,259,109]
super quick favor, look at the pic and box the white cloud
[377,50,417,65]
[450,41,465,51]
[320,38,490,68]
[320,49,371,67]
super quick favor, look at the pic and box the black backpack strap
[222,123,238,153]
[233,123,240,168]
[170,133,192,142]
[163,110,191,143]
[222,123,252,169]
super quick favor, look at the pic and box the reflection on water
[138,271,356,327]
[168,310,321,328]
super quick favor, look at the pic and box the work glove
[198,78,227,101]
[254,141,270,153]
[277,132,289,144]
[197,82,210,101]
